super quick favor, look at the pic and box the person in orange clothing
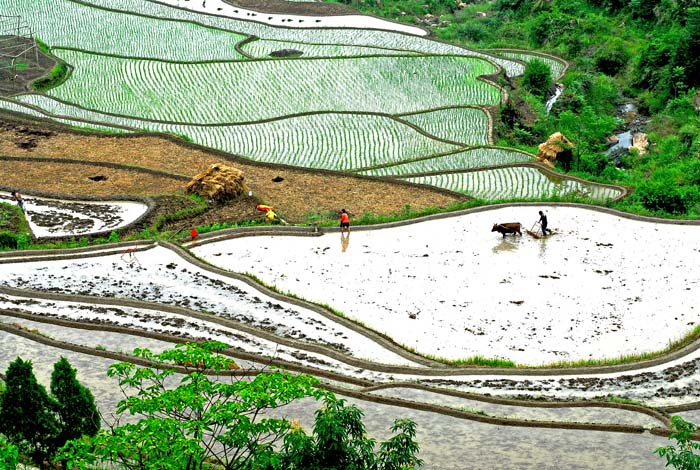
[340,208,350,234]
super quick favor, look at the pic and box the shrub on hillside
[0,231,18,249]
[593,41,629,76]
[0,435,19,470]
[0,232,30,250]
[522,59,553,99]
[635,178,700,215]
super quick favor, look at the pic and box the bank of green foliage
[32,61,70,92]
[655,416,700,469]
[342,0,700,219]
[0,356,99,469]
[58,341,422,470]
[0,203,31,250]
[0,342,422,468]
[32,38,70,92]
[0,435,19,470]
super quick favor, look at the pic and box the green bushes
[593,40,629,76]
[0,435,19,470]
[0,231,30,250]
[521,59,553,99]
[634,178,700,215]
[58,342,422,470]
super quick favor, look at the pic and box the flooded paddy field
[1,204,698,468]
[193,205,700,365]
[0,191,149,238]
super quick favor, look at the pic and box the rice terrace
[0,0,698,468]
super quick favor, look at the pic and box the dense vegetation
[655,416,700,469]
[0,342,422,469]
[0,356,99,468]
[0,203,30,249]
[341,0,700,218]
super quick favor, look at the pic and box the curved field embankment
[0,1,695,466]
[1,212,699,413]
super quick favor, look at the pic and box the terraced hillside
[0,0,622,201]
[1,1,696,469]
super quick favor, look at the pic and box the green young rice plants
[43,50,501,124]
[455,406,489,416]
[0,0,247,61]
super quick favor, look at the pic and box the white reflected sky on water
[194,206,700,365]
[0,192,148,238]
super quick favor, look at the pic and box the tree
[521,59,553,99]
[0,357,60,468]
[58,342,422,470]
[682,8,700,89]
[635,171,700,215]
[0,434,19,470]
[58,341,327,470]
[557,106,616,173]
[276,396,423,470]
[50,357,100,458]
[655,416,700,469]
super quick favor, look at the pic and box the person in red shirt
[340,208,350,234]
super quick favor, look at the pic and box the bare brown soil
[0,159,184,197]
[0,116,464,225]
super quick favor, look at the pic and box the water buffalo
[492,222,522,238]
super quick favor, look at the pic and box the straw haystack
[630,132,649,155]
[536,132,574,168]
[186,163,248,201]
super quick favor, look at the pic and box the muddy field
[0,115,464,224]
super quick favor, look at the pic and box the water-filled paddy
[193,206,700,365]
[0,192,148,238]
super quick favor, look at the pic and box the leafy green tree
[593,39,630,76]
[655,416,700,469]
[59,342,422,470]
[58,341,327,470]
[557,106,616,172]
[521,59,553,99]
[50,357,100,457]
[682,8,700,88]
[276,396,422,470]
[0,434,19,470]
[634,174,700,214]
[630,0,660,20]
[0,358,60,469]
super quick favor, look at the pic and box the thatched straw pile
[186,163,248,201]
[535,132,574,168]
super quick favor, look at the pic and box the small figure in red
[340,208,350,234]
[190,228,199,240]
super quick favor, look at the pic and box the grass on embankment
[0,202,31,250]
[31,39,70,92]
[534,325,700,369]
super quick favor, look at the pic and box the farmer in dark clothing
[538,210,551,235]
[10,191,24,212]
